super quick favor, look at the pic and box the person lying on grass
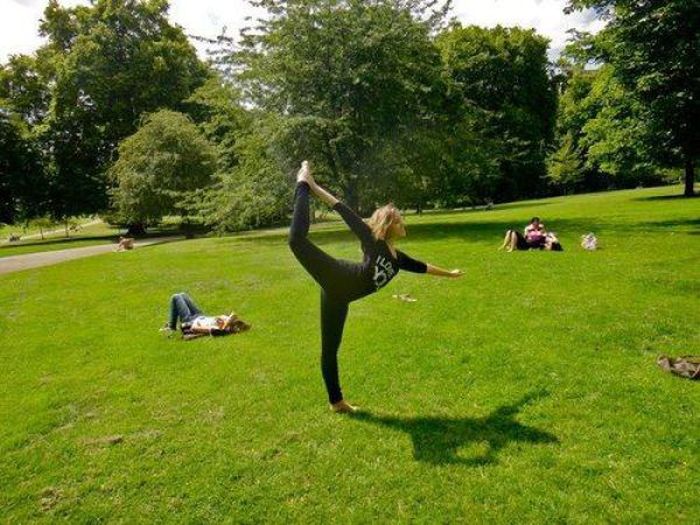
[289,160,463,414]
[161,292,250,340]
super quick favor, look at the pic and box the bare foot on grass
[330,400,358,414]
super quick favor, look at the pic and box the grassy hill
[1,185,698,522]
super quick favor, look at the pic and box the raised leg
[169,293,195,330]
[180,293,203,317]
[289,182,347,290]
[499,231,513,251]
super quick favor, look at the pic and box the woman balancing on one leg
[289,161,463,413]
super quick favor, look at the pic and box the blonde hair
[367,204,400,241]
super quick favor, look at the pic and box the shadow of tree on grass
[349,391,558,466]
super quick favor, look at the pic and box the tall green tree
[183,76,292,232]
[0,55,52,125]
[579,66,661,186]
[546,133,585,193]
[566,0,699,196]
[436,24,557,201]
[31,0,207,221]
[185,76,251,174]
[548,64,663,192]
[0,110,46,225]
[234,0,451,211]
[195,112,291,232]
[109,110,216,233]
[1,55,54,224]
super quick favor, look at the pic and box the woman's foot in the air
[297,161,315,187]
[330,400,358,414]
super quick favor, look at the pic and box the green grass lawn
[1,185,698,522]
[0,221,122,258]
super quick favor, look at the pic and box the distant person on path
[161,292,250,339]
[115,236,135,252]
[289,161,463,413]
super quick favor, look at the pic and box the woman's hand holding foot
[297,160,316,188]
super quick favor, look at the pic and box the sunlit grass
[0,185,698,522]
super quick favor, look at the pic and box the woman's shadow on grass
[349,391,558,466]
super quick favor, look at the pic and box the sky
[0,0,606,63]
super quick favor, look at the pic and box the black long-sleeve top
[331,202,427,302]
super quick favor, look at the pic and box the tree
[0,55,52,125]
[548,64,663,192]
[566,0,699,196]
[547,133,585,192]
[436,24,557,202]
[109,110,216,233]
[185,75,251,174]
[184,76,296,232]
[579,66,661,186]
[0,110,46,224]
[233,0,451,211]
[23,0,209,222]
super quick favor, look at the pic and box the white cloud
[166,0,263,54]
[452,0,606,58]
[1,0,90,60]
[0,0,604,63]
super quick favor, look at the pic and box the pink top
[524,223,545,242]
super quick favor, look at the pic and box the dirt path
[0,237,183,276]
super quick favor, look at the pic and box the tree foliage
[0,0,208,224]
[566,0,699,195]
[548,64,663,192]
[436,24,557,202]
[233,0,451,211]
[109,110,216,228]
[0,110,47,225]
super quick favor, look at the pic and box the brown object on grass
[657,355,700,380]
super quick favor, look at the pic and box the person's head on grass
[530,216,541,227]
[219,313,250,334]
[368,204,406,242]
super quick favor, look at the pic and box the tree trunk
[684,154,695,197]
[126,223,147,236]
[344,183,359,213]
[181,217,195,239]
[40,227,44,240]
[65,220,69,238]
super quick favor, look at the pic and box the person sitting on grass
[115,236,135,252]
[500,217,549,252]
[161,292,250,340]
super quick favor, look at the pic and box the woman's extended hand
[426,264,464,278]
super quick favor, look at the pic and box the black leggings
[288,183,350,404]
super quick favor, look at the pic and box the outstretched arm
[426,263,463,278]
[311,182,339,208]
[396,250,463,278]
